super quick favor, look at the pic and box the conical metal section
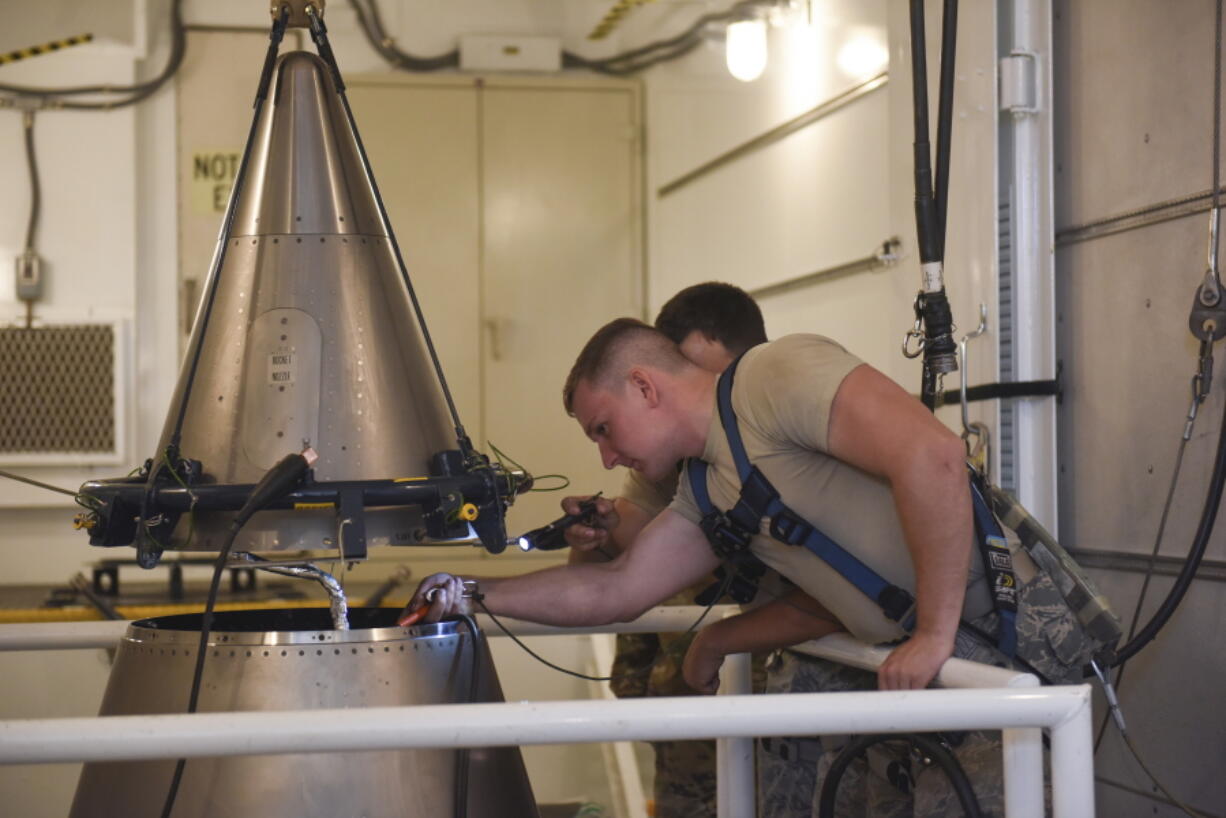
[70,610,539,818]
[157,51,456,553]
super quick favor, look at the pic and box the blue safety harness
[687,357,1018,657]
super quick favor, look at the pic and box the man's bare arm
[826,364,971,690]
[683,589,843,693]
[407,509,721,627]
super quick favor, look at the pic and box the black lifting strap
[687,356,1019,655]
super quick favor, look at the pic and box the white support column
[1002,727,1045,818]
[1004,0,1059,528]
[1048,685,1095,818]
[716,651,754,818]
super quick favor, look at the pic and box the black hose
[1113,360,1226,665]
[817,733,983,818]
[165,5,287,452]
[933,0,958,258]
[451,613,482,818]
[22,111,39,252]
[908,0,938,265]
[158,519,244,818]
[310,10,472,452]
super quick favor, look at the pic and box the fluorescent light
[726,19,768,82]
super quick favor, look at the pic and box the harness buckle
[699,510,754,560]
[769,508,811,545]
[877,584,916,625]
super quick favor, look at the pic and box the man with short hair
[565,282,770,818]
[410,319,1098,816]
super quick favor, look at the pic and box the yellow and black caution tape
[0,33,94,67]
[588,0,659,41]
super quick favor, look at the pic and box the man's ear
[627,367,661,407]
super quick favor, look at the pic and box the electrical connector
[15,250,42,301]
[232,446,318,527]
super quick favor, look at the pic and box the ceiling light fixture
[726,18,768,82]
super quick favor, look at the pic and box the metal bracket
[999,51,1039,117]
[271,0,324,29]
[336,488,368,561]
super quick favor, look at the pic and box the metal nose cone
[155,51,458,554]
[232,51,383,237]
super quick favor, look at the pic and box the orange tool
[397,602,430,627]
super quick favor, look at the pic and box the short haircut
[654,281,767,355]
[563,317,690,414]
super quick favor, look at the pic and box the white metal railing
[0,607,1092,817]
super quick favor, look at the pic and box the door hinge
[999,50,1040,117]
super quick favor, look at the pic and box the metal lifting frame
[0,606,1093,818]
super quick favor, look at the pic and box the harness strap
[970,478,1018,657]
[691,355,1018,653]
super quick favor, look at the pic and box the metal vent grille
[0,324,116,454]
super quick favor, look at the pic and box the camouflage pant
[757,568,1098,818]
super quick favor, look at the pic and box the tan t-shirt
[669,334,991,645]
[620,468,678,518]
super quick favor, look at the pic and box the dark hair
[653,282,767,355]
[563,317,686,414]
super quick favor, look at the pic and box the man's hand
[682,627,725,694]
[400,573,471,625]
[561,494,619,552]
[877,630,954,690]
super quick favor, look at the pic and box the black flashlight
[514,494,603,551]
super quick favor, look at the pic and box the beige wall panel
[480,85,643,536]
[346,81,483,444]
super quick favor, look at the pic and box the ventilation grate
[0,324,116,454]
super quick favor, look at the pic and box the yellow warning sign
[189,151,241,215]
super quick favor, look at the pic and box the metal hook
[959,304,989,442]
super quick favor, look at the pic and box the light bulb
[726,19,768,82]
[836,35,888,79]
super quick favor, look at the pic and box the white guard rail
[0,607,1092,818]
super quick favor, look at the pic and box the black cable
[472,566,735,684]
[0,0,187,111]
[908,0,937,266]
[22,110,39,251]
[165,6,287,452]
[817,733,983,818]
[158,518,244,818]
[308,8,473,454]
[451,613,481,818]
[1114,150,1226,665]
[1215,0,1223,261]
[933,0,958,258]
[1093,432,1190,751]
[348,0,772,77]
[159,449,314,817]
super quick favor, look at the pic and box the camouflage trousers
[610,622,771,817]
[757,567,1097,818]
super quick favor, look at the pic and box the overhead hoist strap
[688,356,1018,655]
